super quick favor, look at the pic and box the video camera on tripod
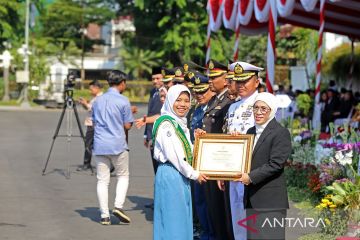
[64,71,77,102]
[65,71,76,89]
[42,71,93,177]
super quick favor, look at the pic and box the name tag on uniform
[215,106,222,110]
[241,110,252,118]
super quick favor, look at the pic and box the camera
[65,71,77,90]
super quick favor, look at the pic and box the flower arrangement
[289,119,360,238]
[315,195,349,236]
[308,172,321,193]
[329,122,360,144]
[317,148,360,237]
[318,162,346,186]
[285,162,321,203]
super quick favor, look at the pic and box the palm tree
[120,46,163,79]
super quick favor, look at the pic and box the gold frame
[193,134,254,180]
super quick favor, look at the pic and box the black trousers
[204,181,234,240]
[83,126,94,165]
[246,208,286,240]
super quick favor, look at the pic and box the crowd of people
[139,61,292,240]
[257,80,360,133]
[317,82,360,132]
[74,59,359,239]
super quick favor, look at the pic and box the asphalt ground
[0,104,318,240]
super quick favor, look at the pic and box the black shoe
[100,217,111,225]
[193,226,201,239]
[76,164,91,171]
[112,208,131,223]
[145,203,154,209]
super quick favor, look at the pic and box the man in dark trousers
[202,59,234,240]
[144,67,163,209]
[189,72,216,239]
[144,67,164,173]
[77,80,103,171]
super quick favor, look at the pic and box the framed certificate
[193,134,254,180]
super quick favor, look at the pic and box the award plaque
[193,134,254,180]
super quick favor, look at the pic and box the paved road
[0,105,154,240]
[0,105,318,240]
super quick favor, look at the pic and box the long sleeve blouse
[153,120,199,181]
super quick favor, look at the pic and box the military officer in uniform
[219,61,262,240]
[188,72,216,240]
[161,68,175,90]
[184,63,207,128]
[201,59,234,240]
[172,66,187,85]
[226,63,238,101]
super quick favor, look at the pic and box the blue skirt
[153,162,193,240]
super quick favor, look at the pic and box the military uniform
[227,94,257,133]
[161,67,175,90]
[188,70,209,142]
[203,90,233,134]
[189,71,215,239]
[172,66,185,85]
[226,61,263,240]
[202,60,234,240]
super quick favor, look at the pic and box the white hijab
[159,86,167,94]
[254,92,278,135]
[161,84,191,128]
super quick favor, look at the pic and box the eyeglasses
[252,106,271,114]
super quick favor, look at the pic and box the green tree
[120,46,163,79]
[117,0,212,65]
[117,0,269,66]
[40,0,115,50]
[0,0,23,44]
[323,43,360,84]
[39,0,116,88]
[237,33,268,67]
[0,0,24,100]
[292,28,318,64]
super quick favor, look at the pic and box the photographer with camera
[92,70,134,225]
[77,80,103,171]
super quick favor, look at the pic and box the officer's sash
[152,115,193,165]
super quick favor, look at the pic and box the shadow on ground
[42,168,70,178]
[75,207,134,225]
[42,166,95,178]
[127,196,153,222]
[75,195,153,224]
[75,207,100,224]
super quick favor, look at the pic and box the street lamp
[20,0,31,108]
[0,49,13,101]
[79,27,87,89]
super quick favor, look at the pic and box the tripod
[42,88,94,178]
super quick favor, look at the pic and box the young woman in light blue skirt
[152,85,207,240]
